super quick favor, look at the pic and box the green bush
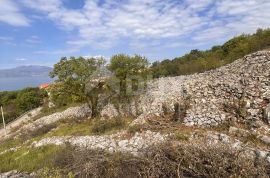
[0,87,47,124]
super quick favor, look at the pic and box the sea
[0,76,54,91]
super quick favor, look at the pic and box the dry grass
[53,142,270,178]
[18,123,58,141]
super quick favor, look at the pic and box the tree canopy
[151,28,270,77]
[108,54,149,99]
[0,88,46,124]
[49,56,106,117]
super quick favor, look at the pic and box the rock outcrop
[33,130,166,156]
[6,105,91,138]
[106,51,270,127]
[0,170,31,178]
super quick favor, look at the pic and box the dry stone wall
[33,130,166,156]
[104,51,270,127]
[10,104,91,137]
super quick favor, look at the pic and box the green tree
[108,54,149,100]
[0,88,46,124]
[49,56,106,117]
[16,88,46,112]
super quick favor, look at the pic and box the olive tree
[50,56,105,117]
[108,54,149,100]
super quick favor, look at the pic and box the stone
[259,135,270,145]
[33,131,167,156]
[264,104,270,124]
[245,100,251,108]
[255,150,269,158]
[0,171,31,178]
[231,141,242,149]
[219,133,230,143]
[267,156,270,163]
[96,51,270,128]
[8,104,91,138]
[101,104,119,119]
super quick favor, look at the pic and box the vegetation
[1,29,270,177]
[0,87,47,124]
[45,117,131,137]
[52,143,270,178]
[108,54,149,100]
[49,54,150,117]
[2,28,270,124]
[152,28,270,77]
[0,139,24,153]
[0,145,62,173]
[49,56,106,117]
[91,117,128,135]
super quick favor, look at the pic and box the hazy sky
[0,0,270,69]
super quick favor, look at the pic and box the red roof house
[39,83,49,89]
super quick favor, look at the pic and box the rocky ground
[123,51,270,127]
[0,51,270,177]
[32,130,166,156]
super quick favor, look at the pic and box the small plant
[21,123,57,139]
[127,125,142,134]
[37,167,62,178]
[223,98,248,121]
[173,132,189,141]
[91,117,127,135]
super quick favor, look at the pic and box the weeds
[53,142,270,178]
[173,132,189,141]
[0,145,62,172]
[91,117,128,135]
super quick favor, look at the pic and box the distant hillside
[0,65,52,78]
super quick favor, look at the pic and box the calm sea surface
[0,76,53,91]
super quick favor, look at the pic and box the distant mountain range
[0,65,52,78]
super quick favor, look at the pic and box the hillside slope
[0,51,270,177]
[124,51,270,127]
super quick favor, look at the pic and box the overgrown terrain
[0,114,269,177]
[1,29,270,178]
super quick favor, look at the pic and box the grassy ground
[0,139,24,153]
[44,117,132,137]
[0,145,62,172]
[1,112,269,176]
[0,117,133,174]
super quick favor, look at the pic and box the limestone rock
[259,135,270,145]
[100,51,270,127]
[264,104,270,124]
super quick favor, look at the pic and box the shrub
[20,123,57,140]
[54,142,270,178]
[127,124,142,135]
[173,132,189,141]
[0,87,47,124]
[91,117,127,135]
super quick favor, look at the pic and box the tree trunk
[91,96,99,117]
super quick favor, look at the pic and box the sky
[0,0,270,69]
